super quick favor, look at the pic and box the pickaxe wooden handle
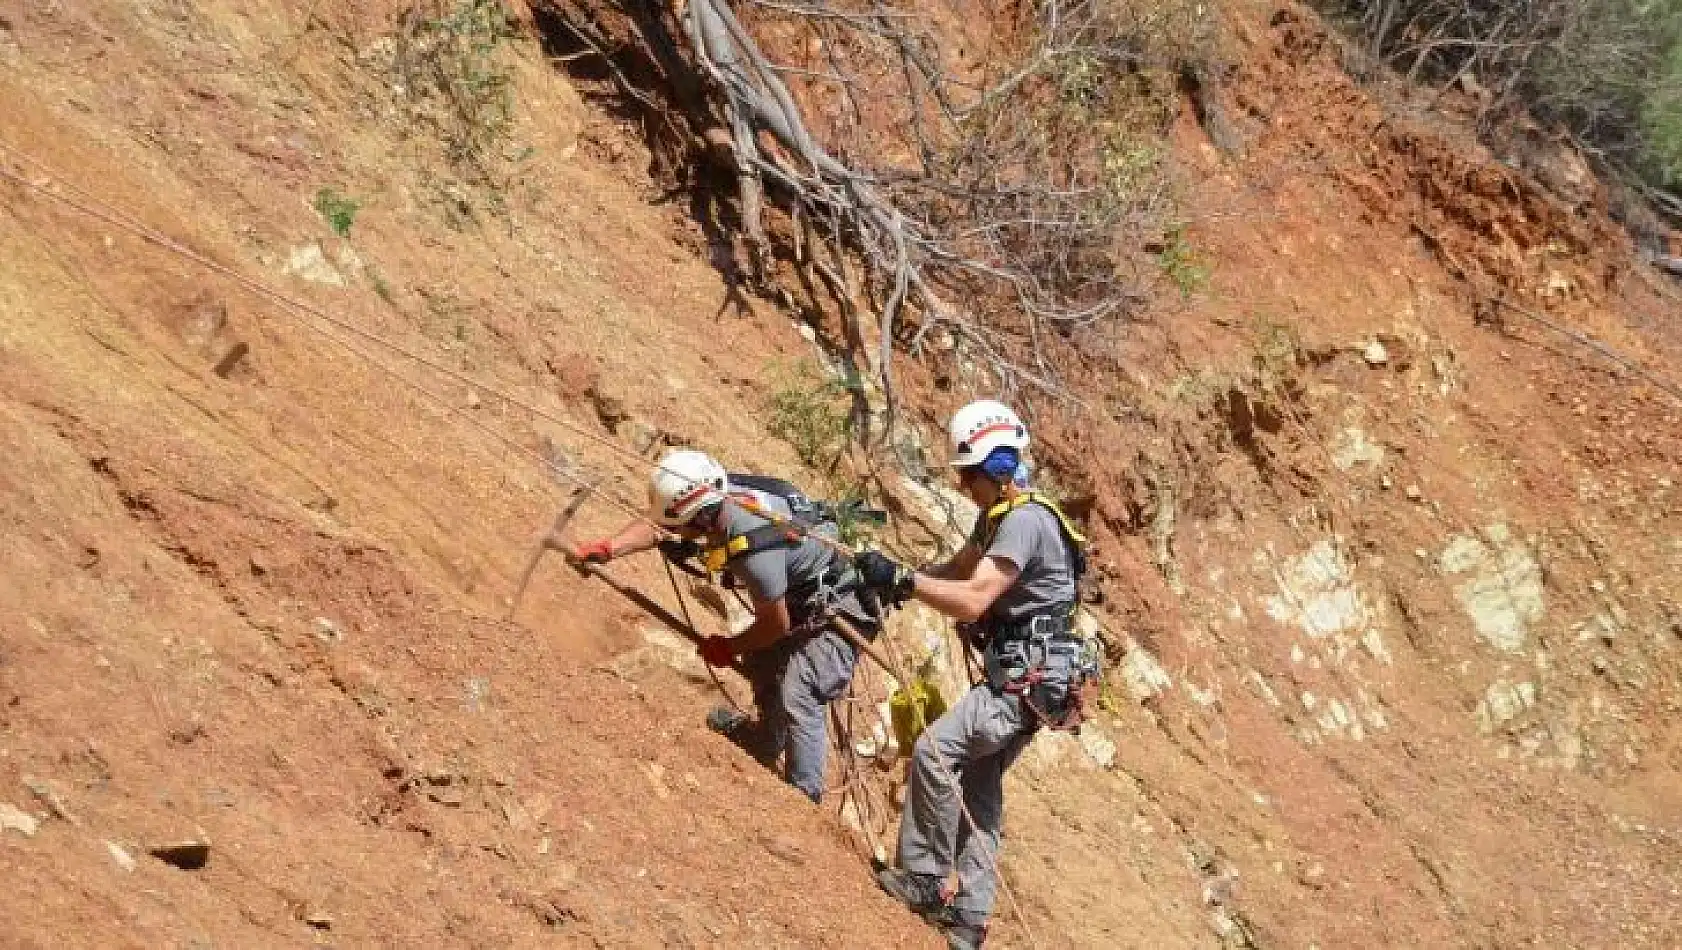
[575,562,748,676]
[508,485,595,621]
[828,614,909,688]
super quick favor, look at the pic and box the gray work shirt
[968,499,1078,625]
[718,489,873,627]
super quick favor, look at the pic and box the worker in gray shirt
[568,449,877,802]
[855,400,1096,950]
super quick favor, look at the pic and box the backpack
[727,473,834,529]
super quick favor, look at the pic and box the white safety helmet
[650,449,730,528]
[947,399,1029,469]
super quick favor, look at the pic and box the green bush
[314,187,359,238]
[393,0,518,185]
[1324,0,1682,195]
[763,360,853,471]
[1156,226,1209,296]
[1641,43,1682,189]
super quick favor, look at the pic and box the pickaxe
[507,486,740,671]
[509,488,904,687]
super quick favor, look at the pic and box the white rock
[1185,681,1220,707]
[1362,341,1389,366]
[1243,669,1281,707]
[1019,730,1086,776]
[614,417,661,455]
[312,617,343,644]
[282,243,346,287]
[1119,647,1172,701]
[1331,427,1386,471]
[894,475,978,549]
[1077,725,1117,769]
[1476,680,1537,733]
[106,841,136,873]
[632,625,712,683]
[1264,539,1371,641]
[1361,629,1393,665]
[0,802,37,837]
[1441,526,1544,654]
[1329,699,1352,728]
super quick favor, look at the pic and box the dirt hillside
[2,0,1680,948]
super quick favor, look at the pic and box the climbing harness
[970,491,1101,731]
[982,614,1099,733]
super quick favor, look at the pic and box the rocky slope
[1,0,1680,947]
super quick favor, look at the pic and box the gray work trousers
[739,624,862,802]
[896,683,1035,921]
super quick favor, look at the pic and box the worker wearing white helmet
[855,400,1096,950]
[568,449,880,803]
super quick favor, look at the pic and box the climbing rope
[0,141,667,526]
[1486,295,1682,403]
[662,555,748,715]
[919,678,1044,949]
[0,138,868,562]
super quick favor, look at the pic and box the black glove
[658,536,703,564]
[854,551,915,607]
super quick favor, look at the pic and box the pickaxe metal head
[508,485,595,621]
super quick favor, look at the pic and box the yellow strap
[983,491,1087,549]
[702,545,731,572]
[705,524,789,568]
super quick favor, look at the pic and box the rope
[0,141,672,529]
[664,556,748,715]
[918,660,1043,949]
[829,691,891,861]
[0,138,866,559]
[1487,295,1682,403]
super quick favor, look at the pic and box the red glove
[698,636,738,668]
[568,537,614,566]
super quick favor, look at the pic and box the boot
[874,867,946,917]
[928,906,988,949]
[942,921,986,949]
[706,707,781,771]
[706,705,750,736]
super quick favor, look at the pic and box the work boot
[707,707,782,772]
[875,867,946,917]
[706,705,750,736]
[942,922,986,950]
[928,906,988,949]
